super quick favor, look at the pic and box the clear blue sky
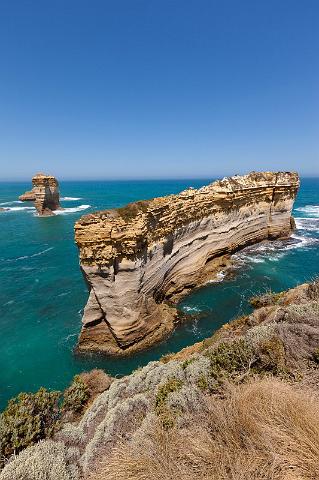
[0,0,318,180]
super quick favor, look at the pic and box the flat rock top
[76,171,299,227]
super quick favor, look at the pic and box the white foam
[295,217,319,232]
[0,200,23,205]
[5,206,36,212]
[206,271,226,283]
[295,205,319,217]
[182,305,201,313]
[61,197,82,201]
[53,205,90,215]
[9,247,54,262]
[246,257,265,264]
[233,232,318,266]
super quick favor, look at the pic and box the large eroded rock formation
[75,171,299,354]
[19,173,61,216]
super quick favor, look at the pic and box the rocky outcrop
[74,171,300,355]
[19,173,61,216]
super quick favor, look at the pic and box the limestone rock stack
[19,173,61,216]
[74,171,300,355]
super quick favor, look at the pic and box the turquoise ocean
[1,178,319,410]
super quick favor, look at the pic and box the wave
[53,205,90,215]
[233,232,318,267]
[295,205,319,217]
[60,197,82,201]
[0,200,23,206]
[4,206,35,212]
[295,217,319,233]
[6,247,54,262]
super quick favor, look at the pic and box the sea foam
[60,197,82,201]
[53,205,91,215]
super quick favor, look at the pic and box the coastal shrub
[254,336,287,375]
[89,378,319,480]
[0,388,61,464]
[249,290,284,308]
[181,358,195,369]
[205,339,254,381]
[155,378,183,429]
[81,394,149,474]
[62,376,90,415]
[0,440,79,480]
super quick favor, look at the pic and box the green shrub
[250,291,284,308]
[206,339,254,380]
[197,375,209,391]
[182,358,195,369]
[155,378,183,429]
[0,388,61,463]
[254,336,287,375]
[62,375,89,414]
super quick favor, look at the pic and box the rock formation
[19,173,61,216]
[74,171,300,355]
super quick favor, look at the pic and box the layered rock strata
[75,171,299,355]
[19,173,61,216]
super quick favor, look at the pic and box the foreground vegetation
[1,280,319,480]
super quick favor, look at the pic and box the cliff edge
[19,173,61,216]
[2,280,319,480]
[75,171,300,354]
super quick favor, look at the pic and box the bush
[254,336,287,375]
[155,378,183,429]
[205,339,254,380]
[62,376,89,415]
[0,440,79,480]
[0,388,61,464]
[249,291,284,308]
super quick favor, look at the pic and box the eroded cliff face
[74,171,299,354]
[19,173,61,216]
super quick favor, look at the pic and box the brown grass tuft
[88,377,319,480]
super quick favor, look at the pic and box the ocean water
[1,178,319,410]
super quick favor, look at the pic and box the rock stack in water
[74,171,300,355]
[19,173,61,216]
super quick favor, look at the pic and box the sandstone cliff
[19,173,61,216]
[75,171,299,354]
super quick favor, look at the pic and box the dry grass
[88,377,319,480]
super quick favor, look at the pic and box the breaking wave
[53,205,91,215]
[60,197,82,201]
[295,217,319,233]
[6,247,54,262]
[4,206,35,212]
[233,227,318,267]
[0,200,23,206]
[206,271,226,283]
[295,205,319,217]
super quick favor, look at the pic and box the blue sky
[0,0,318,180]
